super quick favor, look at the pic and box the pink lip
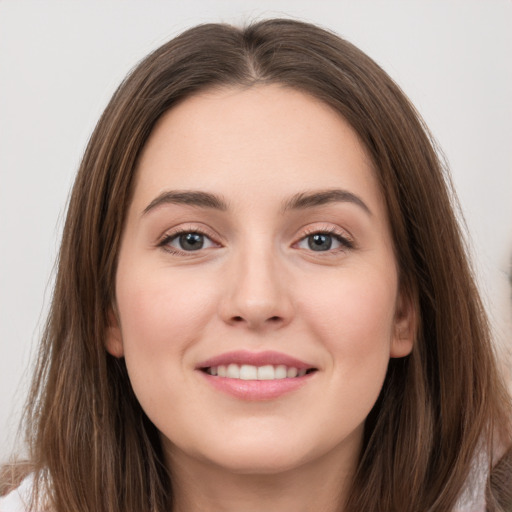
[196,350,317,401]
[196,350,314,370]
[200,373,315,401]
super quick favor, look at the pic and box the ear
[390,286,416,358]
[105,307,124,358]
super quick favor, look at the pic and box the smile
[203,364,314,380]
[196,350,318,400]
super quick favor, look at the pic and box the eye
[162,231,217,252]
[296,231,353,252]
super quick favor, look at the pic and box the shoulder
[0,474,34,512]
[452,454,487,512]
[453,439,511,512]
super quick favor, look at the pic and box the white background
[1,1,511,461]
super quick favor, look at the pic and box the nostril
[230,315,282,325]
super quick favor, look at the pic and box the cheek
[114,267,222,428]
[114,266,222,399]
[298,266,398,366]
[277,265,399,453]
[117,268,217,346]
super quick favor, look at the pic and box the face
[107,85,414,476]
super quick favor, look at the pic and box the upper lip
[196,350,315,370]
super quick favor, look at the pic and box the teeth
[226,363,239,379]
[287,367,298,378]
[205,364,313,380]
[257,365,274,380]
[240,364,257,380]
[275,365,287,379]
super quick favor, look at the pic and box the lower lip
[199,372,315,400]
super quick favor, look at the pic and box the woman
[1,18,511,512]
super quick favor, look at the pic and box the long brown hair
[3,19,511,511]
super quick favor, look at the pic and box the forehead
[132,84,384,215]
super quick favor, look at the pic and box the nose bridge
[221,235,293,329]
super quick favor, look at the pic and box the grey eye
[296,231,351,253]
[166,232,216,252]
[178,233,205,251]
[308,233,333,251]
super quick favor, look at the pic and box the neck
[165,436,360,512]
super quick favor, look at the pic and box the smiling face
[106,85,414,478]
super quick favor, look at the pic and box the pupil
[179,233,204,251]
[308,234,332,251]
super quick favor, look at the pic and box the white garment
[452,445,488,512]
[0,474,33,512]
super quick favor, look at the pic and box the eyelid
[293,223,355,251]
[156,223,222,253]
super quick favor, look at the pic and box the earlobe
[390,288,416,358]
[105,308,124,358]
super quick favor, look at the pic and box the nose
[218,245,294,331]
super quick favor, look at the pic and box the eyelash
[295,226,354,253]
[157,225,354,255]
[157,226,220,255]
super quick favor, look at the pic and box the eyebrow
[282,189,372,216]
[142,188,371,217]
[142,190,228,215]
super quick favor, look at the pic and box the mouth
[196,350,318,399]
[201,364,317,380]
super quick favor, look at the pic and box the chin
[163,428,313,476]
[192,426,347,476]
[206,446,311,475]
[160,413,365,477]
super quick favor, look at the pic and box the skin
[106,85,415,512]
